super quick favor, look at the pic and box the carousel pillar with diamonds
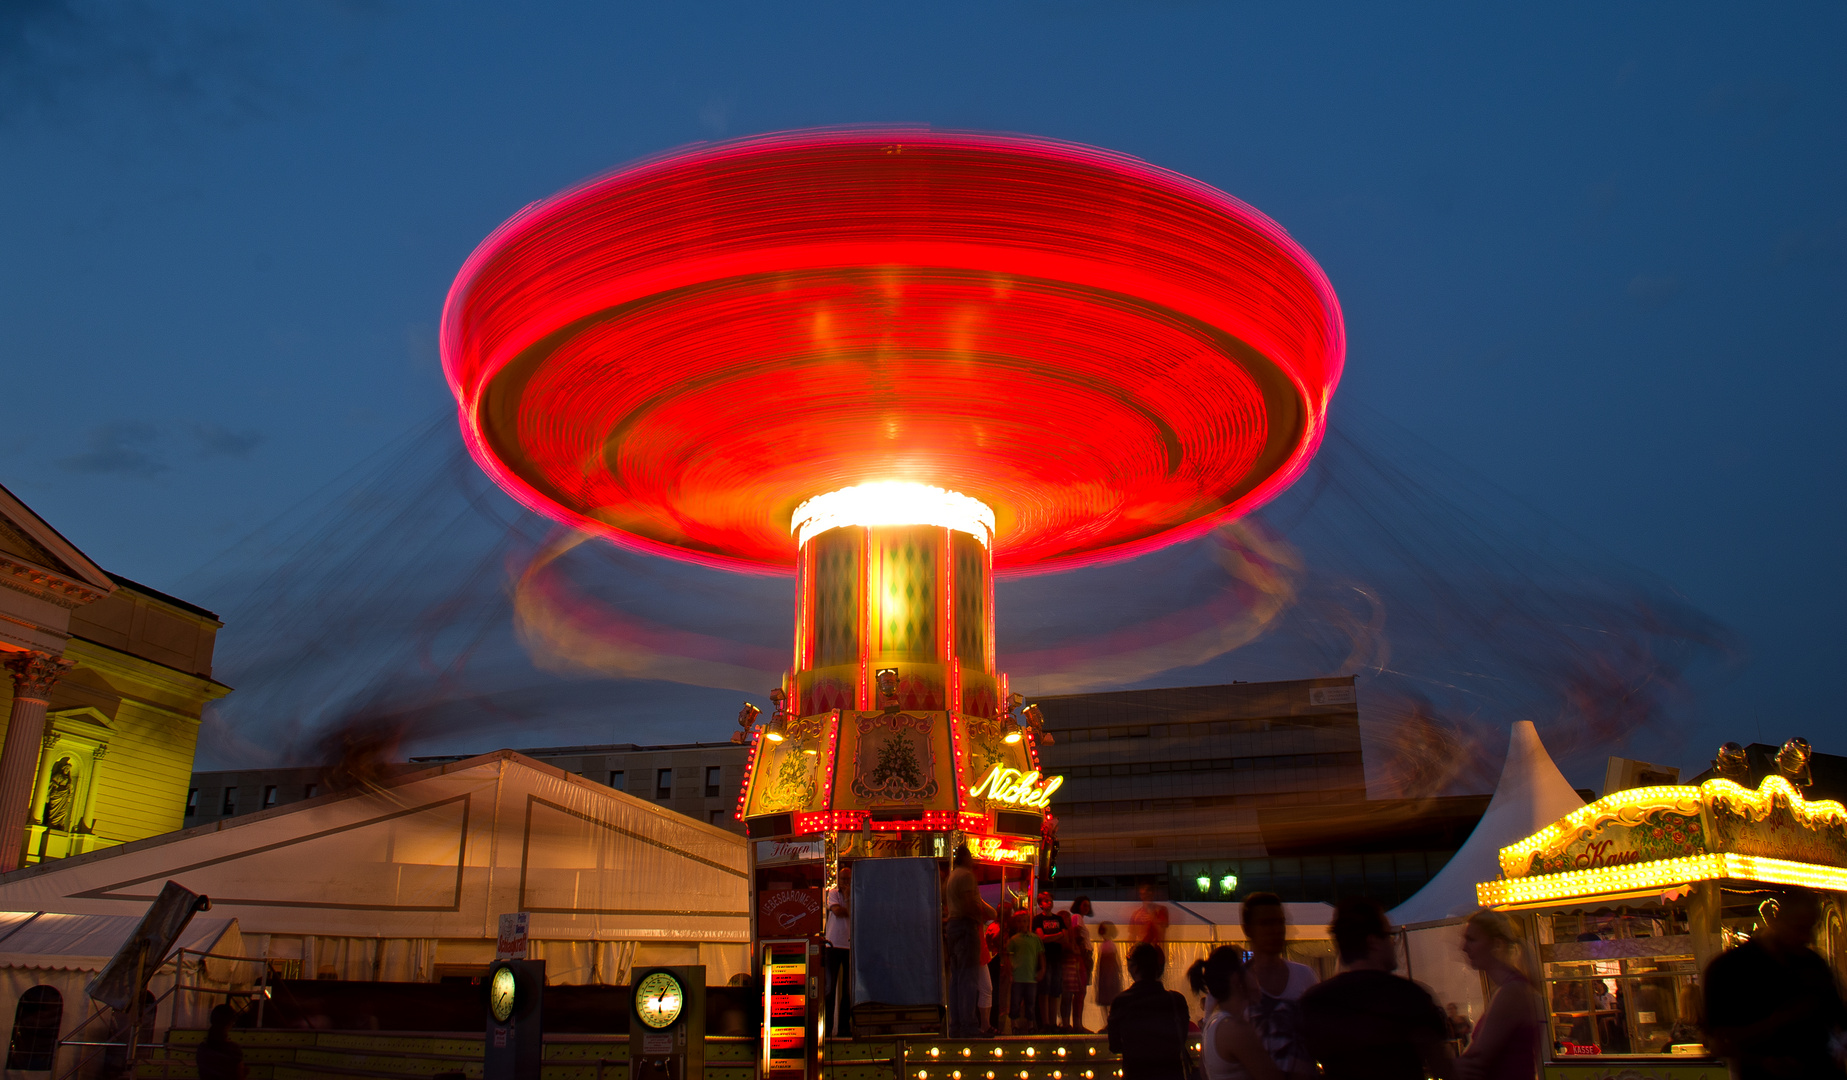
[0,652,73,869]
[792,522,996,721]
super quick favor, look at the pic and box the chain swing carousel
[441,127,1344,1070]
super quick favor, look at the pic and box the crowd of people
[928,845,1847,1080]
[951,867,1170,1037]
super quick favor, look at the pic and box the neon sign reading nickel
[968,764,1063,808]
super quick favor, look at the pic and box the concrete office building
[1034,676,1370,899]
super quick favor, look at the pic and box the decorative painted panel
[743,714,832,818]
[830,711,956,813]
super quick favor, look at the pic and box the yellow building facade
[0,482,227,867]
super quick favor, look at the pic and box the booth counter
[1477,772,1847,1080]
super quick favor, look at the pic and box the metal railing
[52,946,274,1080]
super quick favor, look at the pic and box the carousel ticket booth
[736,501,1063,1072]
[1476,748,1847,1080]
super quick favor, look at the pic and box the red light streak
[442,128,1343,575]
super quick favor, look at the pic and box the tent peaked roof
[0,751,749,943]
[1390,720,1584,926]
[0,912,239,972]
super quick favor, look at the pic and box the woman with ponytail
[1200,947,1291,1080]
[1457,910,1542,1080]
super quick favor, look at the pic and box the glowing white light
[792,482,995,549]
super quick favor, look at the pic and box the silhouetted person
[1199,946,1292,1080]
[1107,943,1192,1080]
[196,1004,247,1080]
[1095,921,1124,1008]
[1300,897,1453,1080]
[1064,895,1096,1032]
[1704,889,1846,1079]
[1008,911,1045,1035]
[1241,892,1317,1075]
[1446,1003,1473,1047]
[824,864,852,1037]
[1457,910,1540,1080]
[1034,890,1071,1030]
[944,844,994,1037]
[1133,883,1170,951]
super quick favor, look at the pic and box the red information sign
[758,887,824,938]
[762,941,812,1077]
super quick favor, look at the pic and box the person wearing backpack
[1107,943,1194,1080]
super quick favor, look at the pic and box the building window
[185,789,198,818]
[656,769,673,799]
[221,788,237,815]
[6,986,61,1071]
[608,770,625,791]
[704,766,722,798]
[709,809,726,825]
[262,785,278,809]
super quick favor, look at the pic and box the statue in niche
[43,757,77,832]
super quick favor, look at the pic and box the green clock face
[490,966,517,1023]
[634,971,684,1029]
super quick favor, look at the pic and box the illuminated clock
[489,964,518,1022]
[634,970,685,1029]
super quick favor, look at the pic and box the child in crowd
[1007,911,1045,1035]
[1094,921,1123,1009]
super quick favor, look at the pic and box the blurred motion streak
[1004,521,1300,695]
[512,529,783,691]
[183,410,1737,794]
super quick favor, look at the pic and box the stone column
[0,653,73,870]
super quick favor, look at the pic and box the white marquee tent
[0,911,248,1078]
[1388,721,1585,1021]
[0,752,751,994]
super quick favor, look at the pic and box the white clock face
[490,966,517,1023]
[635,971,684,1029]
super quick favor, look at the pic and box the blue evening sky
[2,4,1841,781]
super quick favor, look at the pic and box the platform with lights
[1476,742,1847,1077]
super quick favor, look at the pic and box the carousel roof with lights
[442,128,1344,573]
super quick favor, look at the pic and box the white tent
[0,752,750,991]
[0,912,248,1077]
[1387,721,1585,1022]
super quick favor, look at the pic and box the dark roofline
[408,739,745,763]
[105,572,221,622]
[1032,674,1357,704]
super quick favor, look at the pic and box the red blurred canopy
[443,128,1343,574]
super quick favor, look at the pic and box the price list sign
[762,941,811,1077]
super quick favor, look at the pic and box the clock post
[630,965,705,1080]
[482,958,545,1080]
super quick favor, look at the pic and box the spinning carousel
[442,127,1344,1064]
